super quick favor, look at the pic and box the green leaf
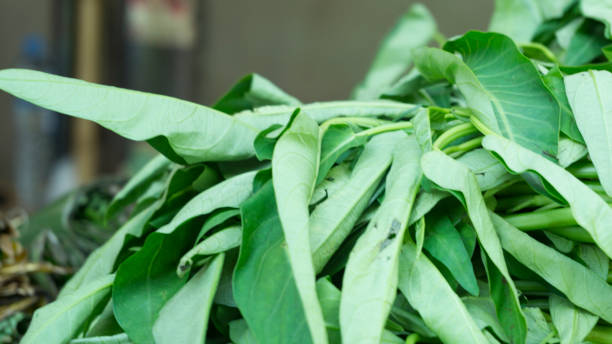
[105,154,172,222]
[423,212,479,296]
[316,278,342,344]
[153,254,225,344]
[0,69,259,164]
[22,275,114,344]
[463,297,509,342]
[557,137,587,168]
[489,212,612,322]
[412,108,433,152]
[565,70,612,196]
[271,110,327,344]
[112,224,198,343]
[340,134,421,343]
[213,73,300,114]
[483,134,612,258]
[414,32,560,157]
[317,124,368,184]
[549,294,598,344]
[352,3,436,99]
[543,67,583,143]
[253,124,284,160]
[310,132,400,272]
[398,242,489,344]
[421,150,526,344]
[195,208,241,243]
[581,0,612,38]
[233,182,312,344]
[229,320,257,344]
[234,100,417,130]
[177,226,241,275]
[60,203,159,297]
[156,171,255,235]
[577,244,609,279]
[456,149,516,191]
[563,20,609,65]
[523,307,557,344]
[70,333,131,344]
[489,0,574,42]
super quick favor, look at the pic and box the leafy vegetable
[9,2,612,343]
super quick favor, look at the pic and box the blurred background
[0,0,493,213]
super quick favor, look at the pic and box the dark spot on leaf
[326,177,335,181]
[380,218,402,251]
[542,150,556,159]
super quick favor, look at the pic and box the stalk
[586,326,612,344]
[444,137,483,157]
[356,121,413,137]
[432,122,477,149]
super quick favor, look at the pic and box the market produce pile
[3,1,612,343]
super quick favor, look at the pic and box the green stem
[586,326,612,344]
[444,137,483,157]
[470,116,496,136]
[320,116,389,132]
[504,208,576,229]
[405,333,419,344]
[568,163,597,179]
[432,122,477,149]
[503,208,594,243]
[433,31,446,47]
[514,280,548,293]
[356,121,413,138]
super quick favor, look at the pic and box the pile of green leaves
[2,1,612,343]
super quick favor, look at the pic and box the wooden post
[74,0,102,183]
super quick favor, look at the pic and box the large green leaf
[105,154,172,222]
[489,213,612,322]
[22,275,114,344]
[423,211,479,296]
[581,0,612,38]
[310,132,400,272]
[112,223,198,343]
[483,134,612,258]
[543,67,583,143]
[352,3,436,99]
[565,70,612,196]
[398,242,489,344]
[414,32,560,157]
[0,69,259,164]
[462,297,509,342]
[213,73,300,114]
[421,150,526,344]
[234,100,417,130]
[489,0,574,42]
[156,171,255,235]
[233,182,312,344]
[59,204,158,297]
[152,254,225,344]
[562,20,609,65]
[549,294,598,344]
[272,110,327,344]
[340,134,421,343]
[315,278,342,344]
